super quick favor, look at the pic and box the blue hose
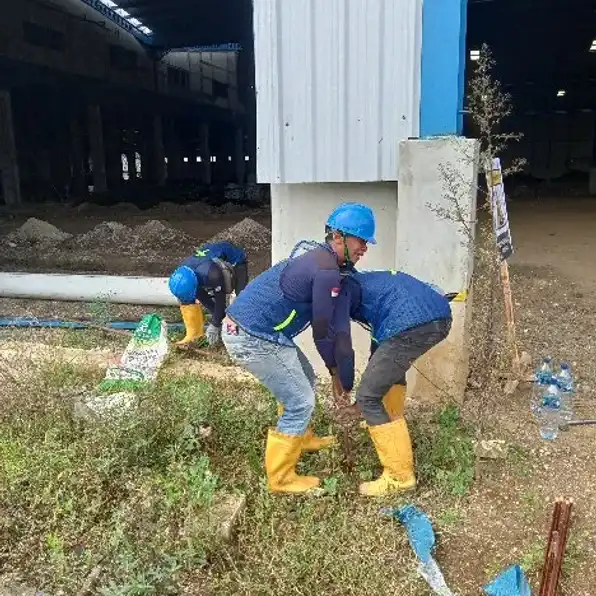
[0,317,184,331]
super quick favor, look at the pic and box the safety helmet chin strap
[340,231,352,266]
[325,227,353,267]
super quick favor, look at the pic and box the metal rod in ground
[539,498,573,596]
[551,499,573,595]
[561,419,596,430]
[539,500,562,596]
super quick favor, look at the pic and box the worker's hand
[206,323,222,346]
[329,369,351,409]
[223,317,239,336]
[333,403,362,425]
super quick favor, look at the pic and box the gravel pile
[75,221,131,250]
[208,217,271,251]
[131,219,196,252]
[72,219,197,255]
[5,218,71,245]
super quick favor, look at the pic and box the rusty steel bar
[539,498,574,596]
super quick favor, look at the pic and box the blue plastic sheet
[0,316,183,331]
[483,565,531,596]
[381,505,455,595]
[394,504,436,563]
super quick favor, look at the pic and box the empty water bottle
[531,357,553,413]
[537,379,561,440]
[555,362,574,423]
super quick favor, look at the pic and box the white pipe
[0,272,178,306]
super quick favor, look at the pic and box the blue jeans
[222,325,316,436]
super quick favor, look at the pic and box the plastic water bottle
[537,379,561,440]
[555,362,574,423]
[531,357,553,413]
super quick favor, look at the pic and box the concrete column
[200,122,212,185]
[0,90,21,205]
[87,104,107,193]
[589,168,596,195]
[396,137,479,403]
[270,182,399,370]
[70,116,87,197]
[166,121,184,181]
[153,115,166,186]
[235,126,246,184]
[105,126,122,189]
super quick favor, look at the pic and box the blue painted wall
[420,0,468,137]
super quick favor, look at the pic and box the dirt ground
[1,196,596,594]
[0,200,272,321]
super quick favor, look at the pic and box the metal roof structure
[468,0,596,112]
[80,0,250,50]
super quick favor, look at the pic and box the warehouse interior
[1,0,596,206]
[467,0,596,195]
[0,0,255,207]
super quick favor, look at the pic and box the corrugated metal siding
[254,0,422,184]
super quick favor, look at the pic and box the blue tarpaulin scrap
[394,504,436,563]
[483,565,531,596]
[381,505,455,595]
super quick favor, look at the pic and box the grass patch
[0,369,225,594]
[412,405,475,496]
[0,359,478,594]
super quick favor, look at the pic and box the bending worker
[333,269,453,497]
[222,203,376,495]
[169,241,248,346]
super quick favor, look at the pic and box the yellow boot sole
[359,471,417,497]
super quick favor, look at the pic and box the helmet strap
[341,232,352,266]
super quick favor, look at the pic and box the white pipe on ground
[0,272,178,306]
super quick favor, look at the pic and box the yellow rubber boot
[359,384,406,429]
[359,418,416,497]
[383,384,406,420]
[277,403,336,452]
[176,304,205,345]
[265,429,321,494]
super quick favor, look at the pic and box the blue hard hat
[326,202,376,244]
[169,266,198,304]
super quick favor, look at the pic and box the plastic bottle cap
[561,363,569,369]
[543,357,552,363]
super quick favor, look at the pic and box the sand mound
[10,218,71,244]
[208,217,271,251]
[75,222,131,249]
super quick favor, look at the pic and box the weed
[436,507,464,529]
[520,539,544,574]
[0,366,221,594]
[412,405,475,496]
[87,297,115,328]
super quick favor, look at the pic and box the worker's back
[350,270,451,343]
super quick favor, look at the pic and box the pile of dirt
[131,219,196,252]
[208,217,271,252]
[75,221,131,250]
[7,218,71,245]
[71,219,197,256]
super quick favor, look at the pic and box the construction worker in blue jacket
[332,269,453,497]
[222,203,376,494]
[169,241,248,346]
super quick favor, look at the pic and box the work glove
[206,323,222,346]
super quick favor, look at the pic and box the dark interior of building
[0,0,255,207]
[467,0,596,196]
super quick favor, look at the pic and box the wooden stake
[499,260,520,366]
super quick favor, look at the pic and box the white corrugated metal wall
[254,0,422,184]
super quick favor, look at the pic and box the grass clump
[0,368,222,594]
[0,353,477,595]
[412,405,475,496]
